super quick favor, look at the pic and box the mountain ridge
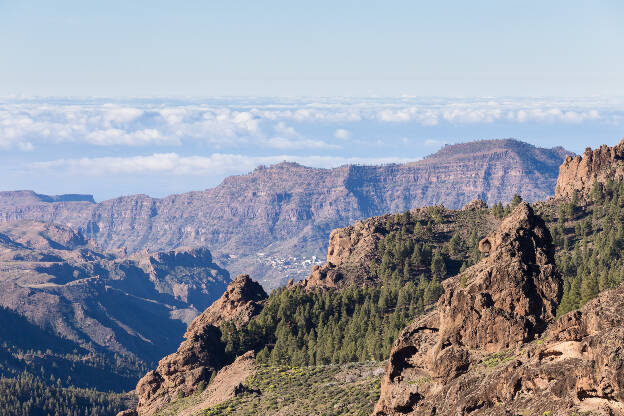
[118,137,624,416]
[0,139,572,288]
[0,220,231,378]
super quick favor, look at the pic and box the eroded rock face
[133,246,232,312]
[555,137,624,199]
[135,324,225,416]
[377,281,624,416]
[301,218,383,289]
[168,351,258,416]
[374,203,566,415]
[134,275,267,416]
[437,203,562,353]
[461,199,488,211]
[186,274,267,331]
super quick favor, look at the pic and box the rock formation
[301,218,384,289]
[164,351,258,416]
[185,274,267,331]
[132,275,267,416]
[461,199,488,211]
[374,203,569,415]
[0,139,571,287]
[555,137,624,199]
[301,204,499,290]
[376,280,624,415]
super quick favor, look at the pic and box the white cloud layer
[0,96,620,151]
[31,153,415,176]
[334,128,351,140]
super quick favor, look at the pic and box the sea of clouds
[1,96,623,199]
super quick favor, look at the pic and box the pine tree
[430,249,446,279]
[511,194,523,208]
[581,273,599,305]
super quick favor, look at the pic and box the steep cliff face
[301,218,385,289]
[132,246,231,312]
[376,284,624,415]
[555,137,624,198]
[0,139,571,287]
[374,203,566,415]
[132,275,267,416]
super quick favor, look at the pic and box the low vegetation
[196,362,382,416]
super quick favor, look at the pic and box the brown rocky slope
[374,203,624,415]
[556,136,624,199]
[301,201,497,290]
[130,275,267,416]
[0,139,571,287]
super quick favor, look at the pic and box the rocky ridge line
[0,139,571,287]
[555,137,624,199]
[374,203,563,414]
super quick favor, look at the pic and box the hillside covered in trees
[7,140,624,416]
[140,165,624,415]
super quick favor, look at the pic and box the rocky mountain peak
[186,274,267,333]
[374,203,563,415]
[439,202,562,352]
[461,199,488,211]
[555,137,624,199]
[222,273,268,304]
[132,274,266,415]
[0,139,571,288]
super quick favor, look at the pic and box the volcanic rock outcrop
[133,275,267,416]
[556,137,624,199]
[301,204,499,291]
[185,274,267,331]
[301,218,384,289]
[374,203,569,415]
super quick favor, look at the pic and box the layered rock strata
[0,139,571,287]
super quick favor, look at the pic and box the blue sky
[2,1,623,96]
[0,2,623,200]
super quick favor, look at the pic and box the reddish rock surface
[373,203,583,415]
[133,275,267,416]
[556,137,624,199]
[185,274,267,331]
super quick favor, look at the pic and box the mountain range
[121,138,624,416]
[0,220,230,388]
[0,139,571,288]
[2,137,624,416]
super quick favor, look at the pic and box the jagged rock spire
[129,274,267,416]
[374,203,563,415]
[555,137,624,199]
